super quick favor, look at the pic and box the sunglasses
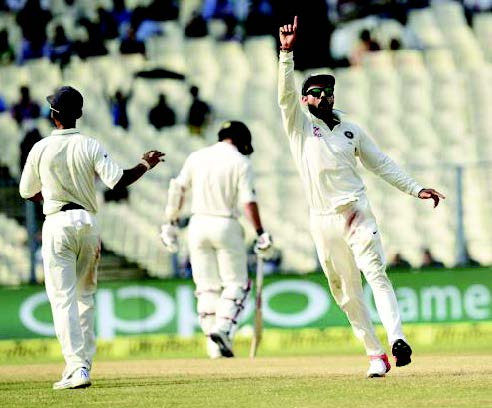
[306,87,334,98]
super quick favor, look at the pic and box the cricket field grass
[1,352,491,408]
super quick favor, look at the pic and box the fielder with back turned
[19,86,165,389]
[160,121,272,358]
[278,17,445,377]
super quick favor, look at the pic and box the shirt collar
[51,128,80,136]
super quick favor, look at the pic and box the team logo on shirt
[312,126,322,138]
[344,131,354,139]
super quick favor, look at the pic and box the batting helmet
[46,86,83,120]
[218,121,253,155]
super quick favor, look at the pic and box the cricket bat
[249,256,264,358]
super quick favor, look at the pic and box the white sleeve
[237,161,257,204]
[93,141,124,189]
[278,52,307,157]
[19,146,42,199]
[357,125,423,197]
[174,154,193,190]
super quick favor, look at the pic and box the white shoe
[366,354,391,378]
[210,331,234,358]
[53,367,91,390]
[207,338,222,359]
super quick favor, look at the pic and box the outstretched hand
[279,15,298,51]
[142,150,165,169]
[418,188,446,208]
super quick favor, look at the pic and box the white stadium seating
[0,0,491,284]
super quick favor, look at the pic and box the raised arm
[279,15,298,52]
[278,16,304,136]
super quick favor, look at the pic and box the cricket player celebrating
[160,121,272,358]
[19,86,165,389]
[278,17,445,377]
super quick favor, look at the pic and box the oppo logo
[18,281,331,339]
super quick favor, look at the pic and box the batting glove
[254,232,273,258]
[160,223,179,253]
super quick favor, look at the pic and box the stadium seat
[473,12,492,62]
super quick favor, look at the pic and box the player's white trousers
[42,210,100,375]
[309,197,405,356]
[188,215,248,336]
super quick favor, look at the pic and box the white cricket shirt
[278,51,423,214]
[19,128,123,215]
[175,141,257,218]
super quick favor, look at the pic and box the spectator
[130,5,164,42]
[0,96,7,113]
[146,0,179,21]
[244,0,276,37]
[148,93,176,130]
[421,248,445,268]
[389,37,402,51]
[96,6,119,40]
[75,17,108,59]
[15,0,52,63]
[108,88,132,130]
[184,10,209,38]
[0,29,15,65]
[202,0,241,40]
[110,0,132,31]
[119,25,146,56]
[20,126,43,170]
[47,25,73,71]
[389,252,412,270]
[186,85,211,137]
[350,28,381,66]
[11,85,41,126]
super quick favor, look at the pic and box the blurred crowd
[1,1,489,72]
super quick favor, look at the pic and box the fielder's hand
[279,15,298,51]
[254,232,273,258]
[142,150,165,169]
[160,223,179,253]
[418,188,446,208]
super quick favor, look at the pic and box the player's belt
[60,202,86,211]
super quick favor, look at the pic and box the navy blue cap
[46,86,83,119]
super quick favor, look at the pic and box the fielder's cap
[302,74,335,95]
[46,86,83,119]
[218,120,253,155]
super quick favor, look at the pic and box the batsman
[161,121,272,358]
[278,16,445,377]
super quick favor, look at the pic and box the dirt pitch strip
[1,354,491,408]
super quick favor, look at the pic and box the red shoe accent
[370,354,391,373]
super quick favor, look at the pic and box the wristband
[280,47,292,52]
[140,159,151,170]
[256,228,264,236]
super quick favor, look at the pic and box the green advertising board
[0,269,490,340]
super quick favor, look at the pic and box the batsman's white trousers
[188,215,248,335]
[310,196,405,356]
[188,215,248,289]
[42,209,100,375]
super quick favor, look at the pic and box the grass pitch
[1,353,491,408]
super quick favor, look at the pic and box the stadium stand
[0,0,491,285]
